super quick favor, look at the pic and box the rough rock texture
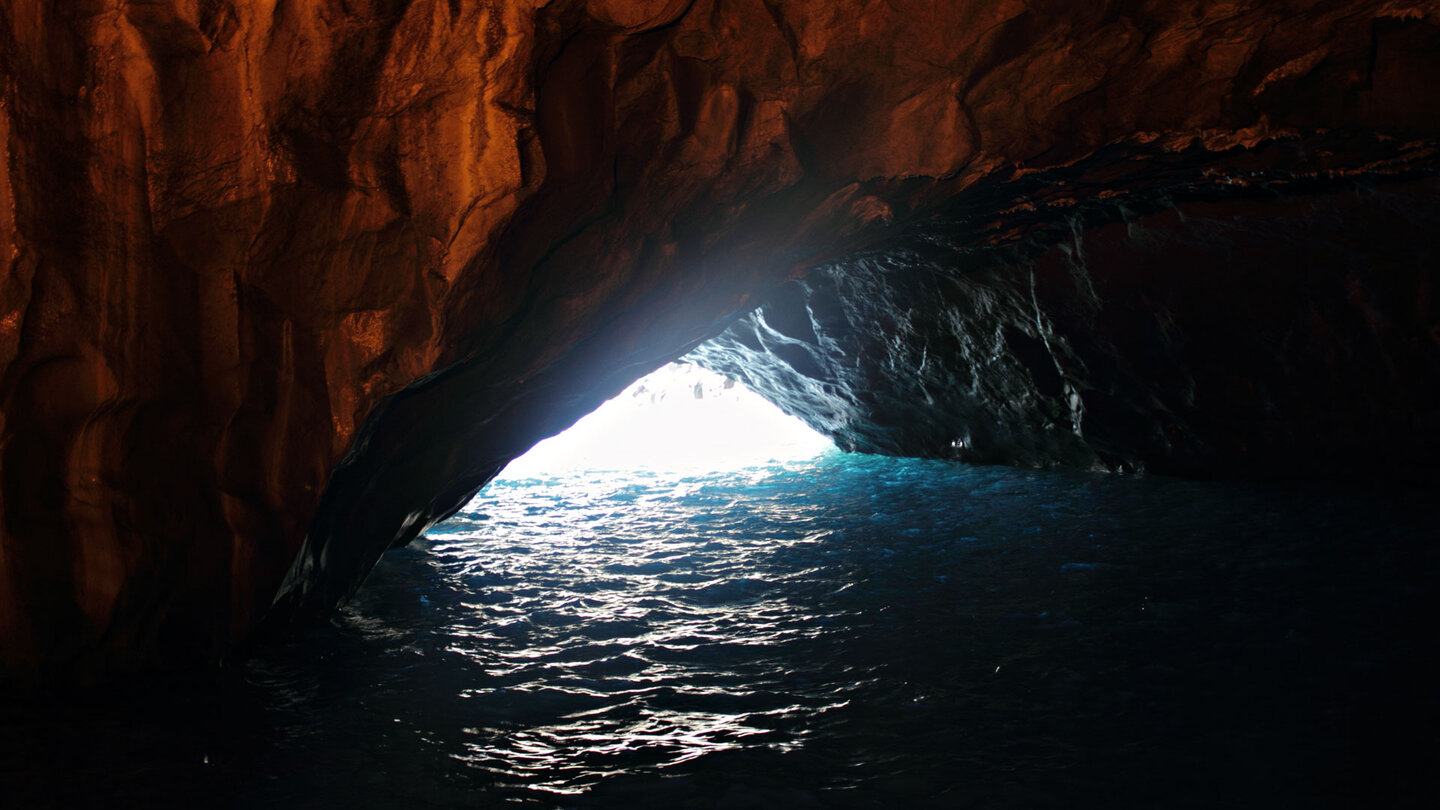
[692,178,1440,475]
[2,0,1439,681]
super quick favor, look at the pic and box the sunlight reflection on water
[4,454,1435,809]
[243,453,1434,809]
[413,459,860,798]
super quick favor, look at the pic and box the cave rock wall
[1,0,1438,681]
[692,180,1440,476]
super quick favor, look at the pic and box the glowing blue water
[6,452,1436,808]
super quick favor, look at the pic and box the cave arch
[2,0,1439,680]
[275,171,1440,630]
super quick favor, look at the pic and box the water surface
[5,452,1437,808]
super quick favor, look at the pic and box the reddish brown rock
[1,0,1438,682]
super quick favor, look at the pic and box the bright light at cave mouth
[495,362,832,479]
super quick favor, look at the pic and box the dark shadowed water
[4,452,1438,808]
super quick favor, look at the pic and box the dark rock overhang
[693,173,1440,476]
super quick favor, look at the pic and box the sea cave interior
[2,1,1439,808]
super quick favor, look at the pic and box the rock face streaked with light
[692,181,1440,476]
[1,0,1437,681]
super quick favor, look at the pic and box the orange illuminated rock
[1,0,1437,682]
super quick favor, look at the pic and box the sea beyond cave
[3,417,1435,807]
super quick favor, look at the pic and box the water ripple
[9,453,1425,808]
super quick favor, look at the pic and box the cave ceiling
[1,0,1437,681]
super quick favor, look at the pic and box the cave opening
[494,361,833,481]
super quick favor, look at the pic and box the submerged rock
[0,0,1437,679]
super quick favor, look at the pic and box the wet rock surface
[1,0,1439,678]
[692,178,1440,476]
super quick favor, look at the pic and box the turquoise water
[5,452,1437,807]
